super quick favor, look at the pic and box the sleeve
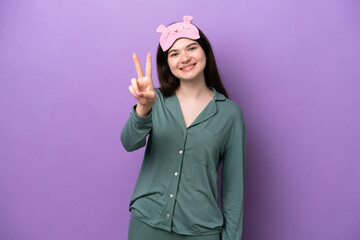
[120,104,153,152]
[221,123,246,240]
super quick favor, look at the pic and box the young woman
[121,16,246,240]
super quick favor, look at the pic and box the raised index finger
[132,53,144,78]
[146,52,152,77]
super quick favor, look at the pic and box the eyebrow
[168,43,199,54]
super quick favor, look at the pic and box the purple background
[1,0,359,239]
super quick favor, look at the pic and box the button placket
[166,131,187,224]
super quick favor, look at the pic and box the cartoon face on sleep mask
[156,15,200,52]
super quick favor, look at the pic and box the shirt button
[166,213,170,218]
[170,193,174,198]
[179,150,183,154]
[174,172,179,176]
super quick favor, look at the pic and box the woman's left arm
[221,122,246,240]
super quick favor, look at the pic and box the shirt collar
[164,86,226,130]
[209,86,226,101]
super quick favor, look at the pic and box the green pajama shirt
[121,87,246,240]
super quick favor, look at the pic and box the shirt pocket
[189,129,222,170]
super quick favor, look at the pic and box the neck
[175,74,212,100]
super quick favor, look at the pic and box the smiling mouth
[180,63,196,71]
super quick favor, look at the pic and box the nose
[180,51,191,63]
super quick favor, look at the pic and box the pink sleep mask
[156,15,200,52]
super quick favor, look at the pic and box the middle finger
[146,52,152,77]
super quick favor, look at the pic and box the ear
[156,25,167,33]
[183,15,194,23]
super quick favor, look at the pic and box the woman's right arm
[120,104,153,152]
[120,52,157,152]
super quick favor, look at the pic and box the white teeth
[182,64,195,70]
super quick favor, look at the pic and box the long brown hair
[156,27,229,98]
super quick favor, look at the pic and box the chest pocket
[185,129,222,170]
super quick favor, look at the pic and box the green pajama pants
[128,214,221,240]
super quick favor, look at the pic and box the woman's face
[167,38,207,82]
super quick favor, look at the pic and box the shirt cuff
[130,104,152,125]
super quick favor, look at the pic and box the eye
[169,52,178,57]
[188,47,197,51]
